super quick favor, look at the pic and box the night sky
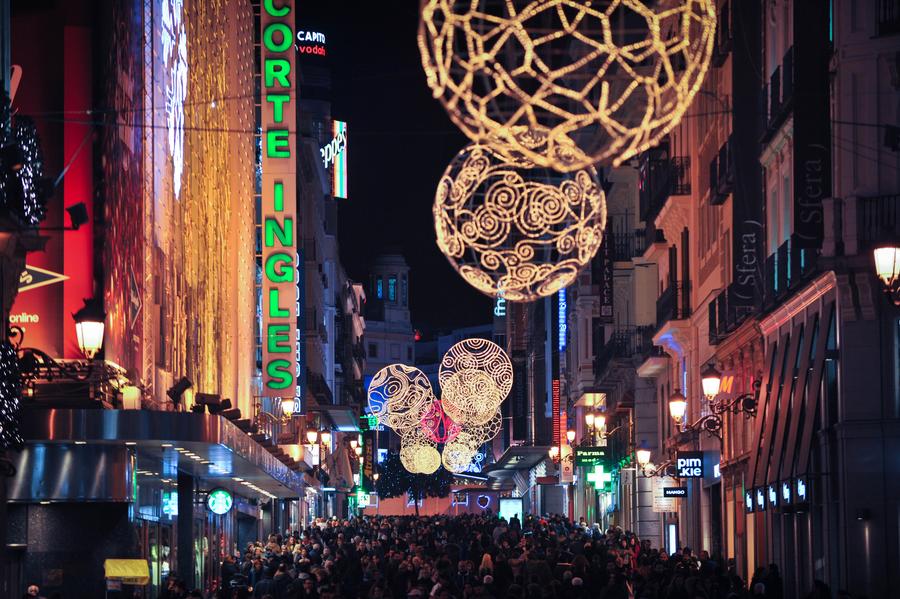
[299,2,493,333]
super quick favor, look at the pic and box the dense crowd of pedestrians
[153,513,858,599]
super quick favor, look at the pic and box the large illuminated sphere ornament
[419,0,716,169]
[440,338,513,397]
[434,145,606,301]
[367,364,434,432]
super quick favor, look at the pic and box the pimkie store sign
[261,0,298,400]
[321,120,347,199]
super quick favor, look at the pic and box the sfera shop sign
[296,29,326,57]
[261,0,298,395]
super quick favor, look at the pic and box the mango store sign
[261,0,298,397]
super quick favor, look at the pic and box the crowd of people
[154,513,858,599]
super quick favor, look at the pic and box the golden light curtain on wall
[367,339,511,474]
[104,0,255,413]
[173,0,256,413]
[419,0,716,170]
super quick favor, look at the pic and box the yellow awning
[104,559,150,585]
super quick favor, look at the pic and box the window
[401,274,408,306]
[376,276,383,299]
[388,276,397,302]
[368,343,378,358]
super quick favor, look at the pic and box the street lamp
[594,412,606,430]
[306,430,319,445]
[73,298,105,360]
[566,429,576,444]
[354,445,363,457]
[635,440,652,468]
[350,439,359,450]
[281,397,297,418]
[585,412,595,428]
[700,364,721,401]
[874,245,900,305]
[668,389,687,424]
[320,431,332,446]
[548,446,560,461]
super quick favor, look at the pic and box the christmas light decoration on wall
[434,144,606,301]
[366,339,512,474]
[419,0,716,170]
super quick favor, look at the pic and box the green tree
[374,451,453,516]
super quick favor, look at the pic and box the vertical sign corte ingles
[261,0,298,401]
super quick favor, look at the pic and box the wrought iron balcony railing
[656,281,691,329]
[708,282,757,345]
[857,194,900,250]
[763,236,818,310]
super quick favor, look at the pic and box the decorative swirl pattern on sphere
[372,341,513,475]
[367,364,434,433]
[435,144,606,302]
[418,0,716,170]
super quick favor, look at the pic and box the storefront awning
[310,405,359,432]
[484,446,550,478]
[104,559,149,585]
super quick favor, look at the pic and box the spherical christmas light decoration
[442,436,478,473]
[440,338,513,398]
[419,0,716,170]
[367,363,435,433]
[440,369,503,426]
[464,408,503,444]
[420,399,462,443]
[434,145,606,301]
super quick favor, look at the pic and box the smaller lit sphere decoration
[419,0,716,170]
[440,369,501,426]
[440,338,513,396]
[367,364,434,433]
[434,144,606,301]
[464,408,503,444]
[442,435,478,473]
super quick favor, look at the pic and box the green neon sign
[207,488,233,515]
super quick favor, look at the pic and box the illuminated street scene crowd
[0,0,898,597]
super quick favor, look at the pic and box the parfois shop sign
[261,0,297,398]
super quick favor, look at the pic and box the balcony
[878,0,900,36]
[763,236,818,310]
[640,155,692,227]
[709,135,734,205]
[708,282,756,345]
[761,47,795,142]
[609,212,647,261]
[593,326,661,380]
[856,194,900,250]
[656,281,691,329]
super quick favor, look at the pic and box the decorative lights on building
[418,0,716,170]
[434,145,606,301]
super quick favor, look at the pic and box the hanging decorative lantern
[434,144,606,301]
[419,0,716,170]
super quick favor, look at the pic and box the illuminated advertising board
[296,29,326,57]
[261,0,298,399]
[321,120,347,199]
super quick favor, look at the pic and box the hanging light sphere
[440,369,502,426]
[419,0,717,170]
[420,399,462,443]
[367,364,435,433]
[442,437,478,473]
[434,144,606,301]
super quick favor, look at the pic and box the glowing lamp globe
[566,429,576,444]
[419,0,717,170]
[874,246,900,287]
[281,397,296,417]
[635,440,652,467]
[584,412,595,427]
[320,431,332,445]
[306,430,318,445]
[434,145,606,301]
[668,389,687,423]
[73,298,106,360]
[548,446,560,460]
[595,412,606,430]
[700,364,722,400]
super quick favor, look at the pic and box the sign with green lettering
[574,446,607,467]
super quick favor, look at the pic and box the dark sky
[298,1,493,333]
